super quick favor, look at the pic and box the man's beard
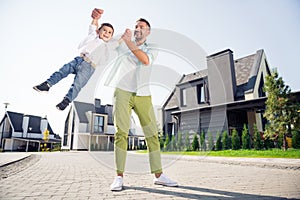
[134,31,143,42]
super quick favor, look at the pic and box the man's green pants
[113,88,162,174]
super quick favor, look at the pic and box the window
[94,115,104,133]
[181,89,187,106]
[197,84,205,104]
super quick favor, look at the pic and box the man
[107,18,178,191]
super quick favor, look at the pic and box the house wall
[201,107,228,134]
[180,110,199,134]
[72,133,89,150]
[12,132,23,138]
[90,135,113,151]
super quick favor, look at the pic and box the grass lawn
[138,149,300,159]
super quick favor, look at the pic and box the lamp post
[1,103,10,148]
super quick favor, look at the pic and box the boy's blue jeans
[46,56,95,101]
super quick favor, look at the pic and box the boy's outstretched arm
[91,8,103,30]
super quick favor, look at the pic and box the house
[162,49,271,140]
[62,98,144,151]
[0,111,61,151]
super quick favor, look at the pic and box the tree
[263,70,300,150]
[191,133,200,151]
[242,124,250,149]
[231,129,241,150]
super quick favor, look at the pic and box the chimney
[207,49,236,105]
[95,98,101,109]
[40,116,48,134]
[22,114,29,138]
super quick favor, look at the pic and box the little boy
[33,8,120,110]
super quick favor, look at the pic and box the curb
[161,154,300,170]
[0,153,31,168]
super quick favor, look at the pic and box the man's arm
[122,29,150,65]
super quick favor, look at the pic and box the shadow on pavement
[126,185,293,200]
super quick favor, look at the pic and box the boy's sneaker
[153,174,178,187]
[56,98,70,111]
[110,176,123,191]
[33,82,50,92]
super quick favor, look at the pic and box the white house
[62,98,144,151]
[0,111,61,151]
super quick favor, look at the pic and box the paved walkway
[0,151,299,200]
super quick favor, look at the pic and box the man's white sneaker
[153,174,178,187]
[110,176,123,191]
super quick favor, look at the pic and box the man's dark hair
[98,23,114,35]
[136,18,151,29]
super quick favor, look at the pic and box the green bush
[242,124,250,149]
[185,132,190,151]
[215,132,222,151]
[231,129,241,150]
[159,135,164,150]
[170,135,177,151]
[222,131,229,150]
[292,130,300,149]
[164,134,170,151]
[200,131,206,151]
[177,132,183,151]
[207,132,214,151]
[191,133,200,151]
[253,124,263,150]
[277,132,283,149]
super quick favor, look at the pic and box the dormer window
[93,115,104,133]
[197,84,205,104]
[181,88,187,107]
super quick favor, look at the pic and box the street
[0,151,299,200]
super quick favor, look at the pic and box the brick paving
[0,151,299,200]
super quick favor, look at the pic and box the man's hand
[91,8,103,19]
[121,29,132,42]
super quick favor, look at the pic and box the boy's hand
[91,8,103,19]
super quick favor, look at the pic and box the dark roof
[234,53,256,86]
[235,49,264,98]
[73,101,113,124]
[5,111,55,134]
[177,69,208,85]
[73,101,95,123]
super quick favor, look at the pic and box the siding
[179,106,228,135]
[180,110,199,133]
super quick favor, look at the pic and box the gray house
[162,49,271,139]
[62,98,144,151]
[0,111,60,151]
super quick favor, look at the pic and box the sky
[0,0,300,136]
